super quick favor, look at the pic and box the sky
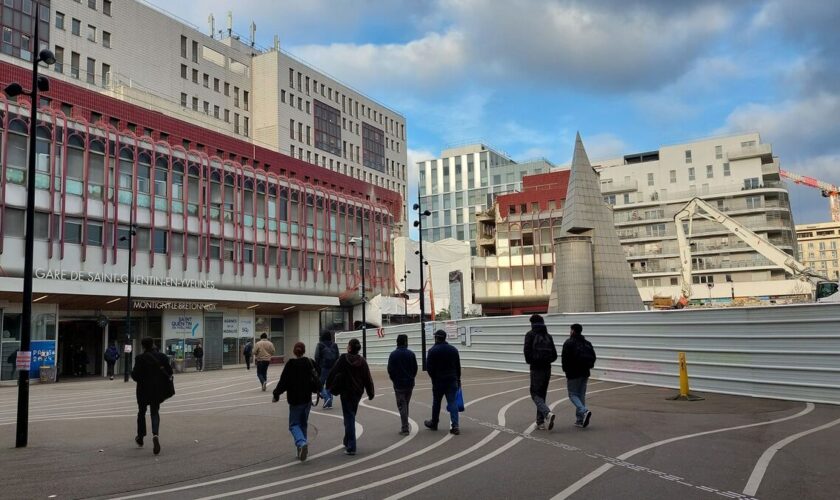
[150,0,840,228]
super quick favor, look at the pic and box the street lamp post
[6,2,56,448]
[349,211,367,358]
[412,200,431,370]
[119,217,136,383]
[401,269,411,316]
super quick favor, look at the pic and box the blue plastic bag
[455,387,465,412]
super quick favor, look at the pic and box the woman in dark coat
[131,337,173,455]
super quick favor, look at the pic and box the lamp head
[36,76,49,92]
[349,236,362,245]
[406,269,411,274]
[3,82,24,98]
[412,203,420,210]
[414,250,420,255]
[38,49,56,66]
[422,210,431,217]
[413,220,419,228]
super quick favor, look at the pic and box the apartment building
[0,0,401,382]
[796,222,840,280]
[597,133,802,303]
[417,143,555,254]
[37,0,408,230]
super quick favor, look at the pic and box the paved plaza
[1,367,839,499]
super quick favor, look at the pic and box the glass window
[688,167,695,181]
[723,163,731,176]
[153,229,167,254]
[685,150,692,163]
[64,219,83,244]
[670,170,676,183]
[706,164,713,179]
[647,173,654,186]
[72,18,80,36]
[55,11,65,29]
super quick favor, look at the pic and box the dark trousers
[195,357,203,371]
[530,366,552,424]
[394,387,413,432]
[256,361,270,384]
[106,361,116,377]
[431,380,459,428]
[137,401,161,437]
[245,355,252,370]
[340,393,362,452]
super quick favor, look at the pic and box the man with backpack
[104,343,120,380]
[523,314,557,430]
[314,329,339,409]
[561,323,596,428]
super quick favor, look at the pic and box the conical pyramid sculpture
[548,133,644,312]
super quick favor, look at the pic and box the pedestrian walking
[131,337,174,455]
[387,334,417,435]
[326,338,374,456]
[272,342,321,462]
[243,339,254,370]
[74,346,89,377]
[193,343,204,372]
[424,329,462,435]
[104,343,120,380]
[524,314,558,430]
[314,329,339,409]
[254,333,276,391]
[561,323,596,428]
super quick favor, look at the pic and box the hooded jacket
[523,323,557,369]
[327,353,375,399]
[104,345,120,363]
[314,332,340,372]
[131,350,173,404]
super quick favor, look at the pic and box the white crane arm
[674,197,827,306]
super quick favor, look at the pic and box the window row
[179,64,249,110]
[179,93,248,137]
[52,45,110,87]
[55,10,109,47]
[287,67,404,141]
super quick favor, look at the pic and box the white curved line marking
[552,402,816,500]
[384,384,633,500]
[743,412,840,496]
[109,411,361,500]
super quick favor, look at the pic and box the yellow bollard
[668,351,704,401]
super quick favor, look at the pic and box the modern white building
[596,133,803,304]
[417,144,554,254]
[43,0,408,231]
[796,222,840,280]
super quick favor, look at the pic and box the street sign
[16,351,31,370]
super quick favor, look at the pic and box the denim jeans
[288,403,311,448]
[256,361,270,385]
[195,357,203,371]
[340,393,362,452]
[320,368,333,405]
[567,377,589,423]
[137,401,161,437]
[106,361,116,377]
[431,381,459,428]
[394,387,413,432]
[530,366,551,424]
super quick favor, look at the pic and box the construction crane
[674,197,840,307]
[780,169,840,222]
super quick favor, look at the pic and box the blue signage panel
[30,340,57,378]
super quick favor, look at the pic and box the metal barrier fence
[336,303,840,405]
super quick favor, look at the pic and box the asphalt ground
[1,367,839,500]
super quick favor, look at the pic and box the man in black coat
[561,323,595,428]
[387,334,418,435]
[193,343,204,372]
[524,314,557,431]
[131,337,173,455]
[424,330,462,435]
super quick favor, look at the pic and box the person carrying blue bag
[424,329,462,435]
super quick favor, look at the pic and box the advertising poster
[163,311,203,340]
[239,311,254,338]
[30,340,56,379]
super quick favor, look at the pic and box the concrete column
[552,235,595,312]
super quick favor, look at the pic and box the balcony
[727,143,773,162]
[601,179,638,194]
[761,159,781,178]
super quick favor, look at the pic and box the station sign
[35,268,215,289]
[134,300,216,311]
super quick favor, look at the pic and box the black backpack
[576,339,596,369]
[320,342,339,368]
[531,331,558,364]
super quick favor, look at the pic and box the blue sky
[154,0,840,227]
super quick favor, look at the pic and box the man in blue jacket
[424,329,462,435]
[387,334,418,435]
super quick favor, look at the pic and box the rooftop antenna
[249,21,256,47]
[208,13,215,37]
[274,35,280,52]
[226,11,233,37]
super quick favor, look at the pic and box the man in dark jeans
[425,330,462,435]
[387,334,418,435]
[193,343,204,372]
[524,314,558,430]
[131,337,173,455]
[561,323,595,428]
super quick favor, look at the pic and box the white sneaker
[547,412,556,430]
[536,422,547,431]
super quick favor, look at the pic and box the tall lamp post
[400,269,411,316]
[412,201,431,370]
[349,213,367,357]
[5,2,56,448]
[119,218,136,382]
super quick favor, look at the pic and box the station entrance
[57,320,103,378]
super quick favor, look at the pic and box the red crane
[780,169,840,222]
